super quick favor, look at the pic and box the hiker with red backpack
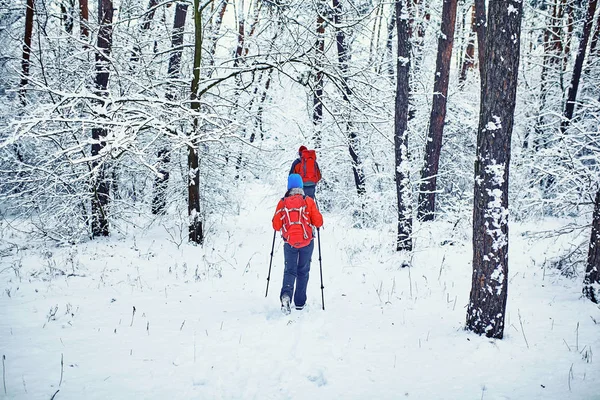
[272,173,323,314]
[289,146,321,199]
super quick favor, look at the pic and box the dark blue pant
[303,185,316,199]
[280,241,314,308]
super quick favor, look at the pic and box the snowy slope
[1,181,599,400]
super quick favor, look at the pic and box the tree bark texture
[78,0,89,39]
[583,189,600,303]
[189,0,204,244]
[590,7,600,56]
[385,5,397,79]
[313,1,326,147]
[61,0,75,34]
[141,0,159,31]
[474,0,486,76]
[152,2,188,215]
[466,0,523,339]
[394,0,413,252]
[19,0,35,106]
[418,0,457,221]
[333,0,366,196]
[91,0,114,238]
[560,0,598,133]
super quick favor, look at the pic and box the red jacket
[272,192,323,248]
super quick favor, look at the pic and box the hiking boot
[281,295,291,315]
[295,304,305,310]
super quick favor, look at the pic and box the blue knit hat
[287,174,303,190]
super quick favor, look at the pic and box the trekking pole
[317,228,325,310]
[265,230,277,297]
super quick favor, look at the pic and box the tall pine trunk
[152,2,188,215]
[91,0,114,238]
[394,0,413,252]
[19,0,35,106]
[466,0,523,339]
[583,189,600,304]
[189,0,203,244]
[313,0,326,147]
[333,0,366,196]
[583,189,600,303]
[474,0,486,76]
[79,0,89,40]
[560,0,598,133]
[418,0,457,221]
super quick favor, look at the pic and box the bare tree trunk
[141,0,159,30]
[466,0,523,339]
[61,0,75,34]
[131,0,160,63]
[332,0,366,196]
[418,0,457,221]
[152,2,188,215]
[590,7,600,56]
[78,0,89,40]
[459,4,475,83]
[189,0,203,244]
[19,0,35,106]
[474,0,486,75]
[385,4,396,79]
[560,0,598,133]
[206,0,228,74]
[583,189,600,303]
[394,0,413,252]
[313,1,326,147]
[91,0,114,238]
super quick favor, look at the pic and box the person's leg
[280,243,299,302]
[293,240,314,308]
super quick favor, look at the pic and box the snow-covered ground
[1,181,599,399]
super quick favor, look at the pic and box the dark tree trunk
[418,0,457,221]
[91,0,114,238]
[590,7,600,56]
[394,0,413,252]
[19,0,35,106]
[78,0,89,39]
[152,2,188,215]
[560,0,598,133]
[333,0,366,196]
[459,5,476,83]
[131,0,160,63]
[313,1,326,147]
[189,0,203,244]
[206,0,228,74]
[466,0,523,339]
[61,0,75,34]
[474,0,486,75]
[141,0,159,30]
[385,5,396,79]
[583,189,600,303]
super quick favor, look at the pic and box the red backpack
[280,194,313,248]
[299,150,320,185]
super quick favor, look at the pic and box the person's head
[298,145,307,156]
[287,173,303,190]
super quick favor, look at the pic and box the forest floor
[1,181,599,399]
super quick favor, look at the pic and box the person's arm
[307,197,323,228]
[289,159,299,175]
[272,199,285,231]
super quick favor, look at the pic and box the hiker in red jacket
[272,174,323,313]
[289,145,321,199]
